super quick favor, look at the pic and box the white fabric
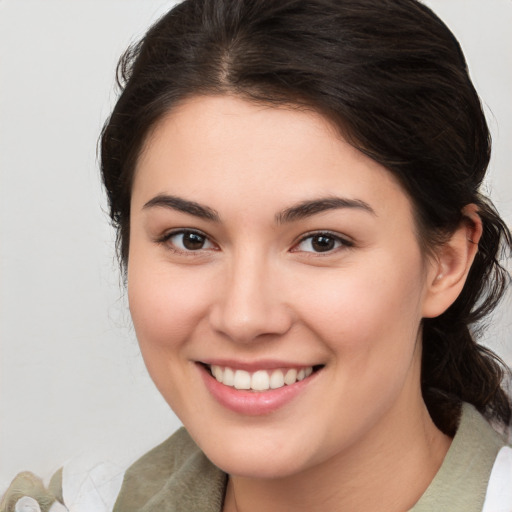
[482,446,512,512]
[14,497,66,512]
[15,497,41,512]
[61,460,125,512]
[48,502,68,512]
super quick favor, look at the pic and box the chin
[208,447,310,480]
[189,422,321,480]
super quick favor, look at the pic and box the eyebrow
[276,197,375,224]
[143,194,220,222]
[143,194,375,224]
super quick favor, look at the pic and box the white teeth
[251,370,270,391]
[223,367,235,386]
[284,368,297,385]
[212,365,223,383]
[269,370,285,389]
[234,369,251,390]
[209,365,316,391]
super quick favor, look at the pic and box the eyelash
[292,231,354,254]
[156,229,353,255]
[157,229,217,255]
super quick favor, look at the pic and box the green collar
[410,403,505,512]
[114,403,505,512]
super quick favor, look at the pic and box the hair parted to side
[100,0,512,435]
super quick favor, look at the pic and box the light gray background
[1,0,511,490]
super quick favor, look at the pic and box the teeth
[209,365,315,391]
[269,370,284,389]
[284,368,297,385]
[212,365,223,382]
[223,367,235,386]
[234,369,251,390]
[251,370,270,391]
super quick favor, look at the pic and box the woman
[2,0,511,511]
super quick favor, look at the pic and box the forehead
[132,95,413,222]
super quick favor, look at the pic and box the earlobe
[422,204,483,318]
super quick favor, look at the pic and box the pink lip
[198,363,320,416]
[200,358,314,372]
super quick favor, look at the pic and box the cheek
[127,256,211,353]
[294,251,426,357]
[126,255,215,416]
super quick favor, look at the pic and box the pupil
[183,232,205,250]
[312,235,334,252]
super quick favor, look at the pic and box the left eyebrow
[276,197,376,224]
[143,194,220,222]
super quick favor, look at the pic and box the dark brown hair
[100,0,511,435]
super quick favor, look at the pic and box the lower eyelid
[156,229,215,250]
[156,230,352,254]
[292,232,353,252]
[159,229,205,241]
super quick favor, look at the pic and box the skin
[128,95,481,511]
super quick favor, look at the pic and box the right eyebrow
[143,194,221,222]
[276,196,375,224]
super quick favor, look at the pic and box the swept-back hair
[100,0,511,435]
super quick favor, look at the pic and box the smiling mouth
[204,364,324,392]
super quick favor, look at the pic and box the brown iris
[311,234,336,252]
[182,231,206,250]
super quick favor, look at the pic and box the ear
[422,204,483,318]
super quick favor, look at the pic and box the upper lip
[197,359,323,372]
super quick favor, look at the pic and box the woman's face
[128,95,439,478]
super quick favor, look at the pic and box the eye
[293,232,351,253]
[163,230,216,252]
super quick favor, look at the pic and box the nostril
[208,302,294,344]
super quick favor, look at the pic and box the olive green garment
[112,429,226,512]
[410,403,505,512]
[111,403,506,512]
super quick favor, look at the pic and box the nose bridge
[210,245,292,343]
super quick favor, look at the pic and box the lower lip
[198,364,320,416]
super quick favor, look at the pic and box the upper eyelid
[295,230,353,245]
[287,232,354,257]
[155,228,353,251]
[157,229,219,258]
[159,227,209,241]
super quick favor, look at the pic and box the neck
[223,397,451,512]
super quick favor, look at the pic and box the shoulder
[411,403,511,512]
[1,428,226,512]
[112,427,226,512]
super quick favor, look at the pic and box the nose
[208,251,293,343]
